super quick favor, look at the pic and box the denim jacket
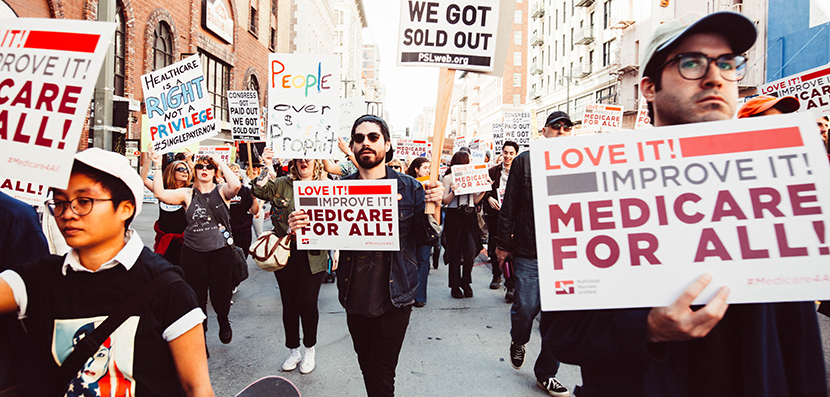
[337,166,430,308]
[494,151,537,259]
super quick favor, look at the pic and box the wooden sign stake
[426,68,455,223]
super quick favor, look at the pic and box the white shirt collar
[61,229,144,275]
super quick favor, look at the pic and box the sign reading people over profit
[504,111,531,148]
[582,104,623,131]
[0,20,114,204]
[530,114,830,311]
[294,180,399,250]
[142,54,216,154]
[451,163,490,194]
[268,54,339,159]
[759,63,830,116]
[228,90,261,141]
[397,0,501,72]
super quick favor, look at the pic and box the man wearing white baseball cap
[544,12,825,396]
[0,148,214,396]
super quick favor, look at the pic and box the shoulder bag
[249,231,291,272]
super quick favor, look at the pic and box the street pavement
[132,204,830,396]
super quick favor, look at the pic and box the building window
[513,94,521,106]
[563,2,566,22]
[513,73,522,87]
[200,52,231,122]
[570,28,574,50]
[603,39,614,66]
[554,41,557,61]
[270,27,276,51]
[555,10,558,30]
[604,0,612,30]
[114,0,126,96]
[514,10,522,24]
[247,74,259,95]
[153,22,174,71]
[514,31,522,45]
[249,6,258,36]
[514,52,522,66]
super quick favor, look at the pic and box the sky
[362,0,440,133]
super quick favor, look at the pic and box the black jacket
[483,163,504,218]
[494,151,536,259]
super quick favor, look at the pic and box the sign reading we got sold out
[294,180,399,250]
[267,54,339,160]
[530,114,830,311]
[0,19,114,204]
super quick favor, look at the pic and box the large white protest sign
[530,113,830,311]
[397,0,500,72]
[504,111,531,148]
[454,135,467,150]
[759,63,830,116]
[294,180,399,250]
[451,163,490,194]
[0,19,114,194]
[267,54,339,159]
[228,90,261,141]
[397,139,432,158]
[582,104,623,131]
[142,54,216,154]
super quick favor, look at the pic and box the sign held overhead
[397,0,501,72]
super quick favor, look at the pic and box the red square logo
[555,280,574,295]
[302,238,309,244]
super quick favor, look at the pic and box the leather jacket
[337,166,435,308]
[494,151,537,259]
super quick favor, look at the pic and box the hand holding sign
[424,180,444,204]
[288,209,309,232]
[647,273,730,343]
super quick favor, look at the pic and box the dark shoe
[219,321,233,344]
[510,341,525,369]
[451,288,464,299]
[462,285,473,298]
[505,287,514,303]
[537,377,570,397]
[433,261,439,269]
[489,275,502,289]
[414,301,426,307]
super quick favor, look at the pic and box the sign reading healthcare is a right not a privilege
[530,114,830,311]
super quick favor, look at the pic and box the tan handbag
[249,231,292,271]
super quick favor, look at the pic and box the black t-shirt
[229,185,254,235]
[10,248,200,396]
[345,251,394,317]
[157,202,187,234]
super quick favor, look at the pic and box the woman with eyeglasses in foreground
[140,149,193,270]
[250,148,330,375]
[148,147,241,351]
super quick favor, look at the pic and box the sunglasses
[195,164,216,170]
[352,132,382,144]
[175,167,188,173]
[548,123,572,131]
[390,165,401,170]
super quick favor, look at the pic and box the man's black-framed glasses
[46,197,114,217]
[655,52,747,82]
[352,132,382,144]
[547,123,572,132]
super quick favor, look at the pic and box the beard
[355,148,385,169]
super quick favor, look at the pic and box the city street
[132,204,830,396]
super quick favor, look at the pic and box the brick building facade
[3,0,285,151]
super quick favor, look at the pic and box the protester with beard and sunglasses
[149,148,241,350]
[290,115,443,396]
[141,154,193,269]
[249,150,330,375]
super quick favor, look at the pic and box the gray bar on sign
[298,197,319,206]
[547,172,598,196]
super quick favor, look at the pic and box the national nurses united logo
[555,280,575,295]
[302,238,310,244]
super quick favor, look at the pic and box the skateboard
[235,376,301,397]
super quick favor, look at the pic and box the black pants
[274,249,325,349]
[347,305,412,397]
[485,213,514,289]
[180,245,234,328]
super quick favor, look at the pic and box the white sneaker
[281,348,302,371]
[300,346,315,374]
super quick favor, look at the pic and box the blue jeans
[510,256,560,381]
[416,244,431,303]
